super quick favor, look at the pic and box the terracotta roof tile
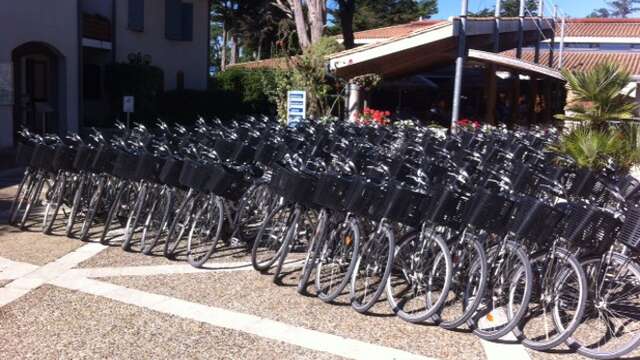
[502,49,640,76]
[349,20,445,40]
[561,18,640,38]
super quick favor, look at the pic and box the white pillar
[348,82,361,122]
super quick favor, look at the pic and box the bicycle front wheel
[187,196,224,268]
[565,253,640,359]
[350,223,395,314]
[513,247,587,351]
[471,240,533,341]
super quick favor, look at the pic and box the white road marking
[51,276,434,360]
[0,243,107,306]
[0,257,39,280]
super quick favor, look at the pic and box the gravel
[0,285,344,360]
[105,270,486,359]
[0,225,83,265]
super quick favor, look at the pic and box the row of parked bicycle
[8,117,640,360]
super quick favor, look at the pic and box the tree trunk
[337,0,355,49]
[230,33,239,64]
[307,0,326,45]
[288,0,311,49]
[221,21,228,71]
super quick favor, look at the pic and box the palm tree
[556,62,638,130]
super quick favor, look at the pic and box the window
[128,0,144,32]
[165,0,193,41]
[83,64,102,100]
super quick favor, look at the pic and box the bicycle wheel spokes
[386,228,452,323]
[187,197,224,268]
[568,254,640,359]
[141,188,173,255]
[439,235,487,329]
[316,218,359,302]
[252,204,293,271]
[515,249,587,351]
[351,225,394,313]
[472,241,532,341]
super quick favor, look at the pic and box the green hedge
[99,64,277,126]
[103,63,164,126]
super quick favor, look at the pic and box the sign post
[123,96,135,129]
[287,90,306,128]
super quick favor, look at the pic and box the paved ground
[0,170,635,360]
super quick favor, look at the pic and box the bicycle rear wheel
[251,203,293,271]
[141,188,173,255]
[350,223,395,314]
[386,227,452,323]
[187,196,224,268]
[316,216,360,303]
[437,232,487,329]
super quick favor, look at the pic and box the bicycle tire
[316,216,360,303]
[187,196,224,268]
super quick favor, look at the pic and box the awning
[467,49,564,80]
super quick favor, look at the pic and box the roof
[226,57,290,70]
[561,18,640,38]
[503,49,640,77]
[348,20,445,41]
[468,50,563,80]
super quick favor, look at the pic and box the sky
[433,0,607,19]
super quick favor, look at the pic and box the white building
[0,0,209,148]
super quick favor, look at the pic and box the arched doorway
[11,42,65,140]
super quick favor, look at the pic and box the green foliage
[552,125,640,172]
[214,67,273,112]
[556,62,638,129]
[329,0,438,34]
[589,0,640,18]
[104,63,164,126]
[261,37,345,123]
[470,0,538,17]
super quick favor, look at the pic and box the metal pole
[549,5,557,67]
[534,0,543,63]
[451,0,468,131]
[516,0,525,58]
[558,15,566,68]
[494,0,501,52]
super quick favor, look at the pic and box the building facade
[0,0,209,149]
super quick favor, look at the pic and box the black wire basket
[91,144,118,174]
[133,153,164,182]
[558,202,621,254]
[565,168,598,199]
[312,174,354,212]
[205,165,249,201]
[254,141,280,166]
[618,207,640,252]
[422,185,468,230]
[232,143,256,164]
[158,158,185,188]
[269,163,318,207]
[507,196,564,244]
[214,139,238,162]
[52,146,77,172]
[344,178,389,221]
[30,144,55,172]
[179,160,212,192]
[382,185,427,227]
[16,142,35,167]
[73,145,96,172]
[463,188,513,234]
[111,151,139,180]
